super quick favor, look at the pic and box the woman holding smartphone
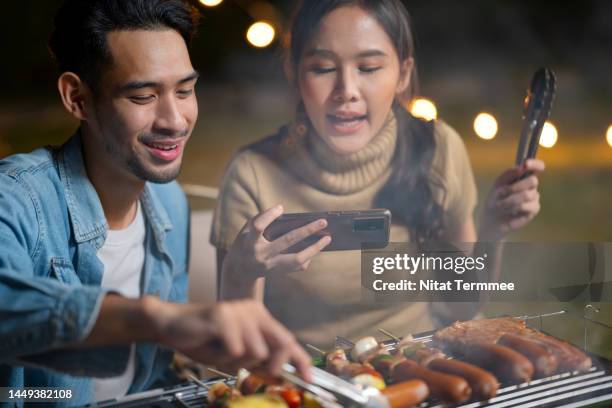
[211,0,544,347]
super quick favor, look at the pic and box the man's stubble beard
[103,135,182,184]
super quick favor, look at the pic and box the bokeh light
[409,98,437,121]
[199,0,223,7]
[246,21,275,48]
[606,125,612,148]
[473,112,498,140]
[539,121,558,148]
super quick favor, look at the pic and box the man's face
[87,29,198,183]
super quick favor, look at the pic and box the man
[0,0,310,405]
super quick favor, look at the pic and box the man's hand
[147,297,311,380]
[82,295,311,380]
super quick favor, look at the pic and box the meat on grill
[433,317,592,376]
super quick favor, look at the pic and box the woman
[211,0,543,347]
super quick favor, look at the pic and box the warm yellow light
[409,98,437,121]
[246,21,275,48]
[539,121,558,148]
[199,0,223,6]
[606,125,612,148]
[473,112,498,140]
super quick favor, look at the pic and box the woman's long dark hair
[287,0,445,243]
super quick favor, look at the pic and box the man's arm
[79,294,158,346]
[80,294,312,380]
[0,174,119,374]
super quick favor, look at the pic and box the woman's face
[298,5,412,155]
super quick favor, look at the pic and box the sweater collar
[283,112,397,195]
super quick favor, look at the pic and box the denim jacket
[0,131,190,406]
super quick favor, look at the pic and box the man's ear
[397,57,414,94]
[57,72,90,121]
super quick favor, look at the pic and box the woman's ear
[283,58,296,87]
[57,72,90,121]
[397,57,414,94]
[284,58,304,106]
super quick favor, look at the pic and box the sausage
[427,358,499,400]
[369,354,403,380]
[239,374,266,395]
[391,359,471,404]
[381,379,429,408]
[523,334,592,373]
[326,348,349,375]
[498,333,558,378]
[461,342,534,384]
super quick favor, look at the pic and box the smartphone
[263,209,391,253]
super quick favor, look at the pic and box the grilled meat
[434,317,591,375]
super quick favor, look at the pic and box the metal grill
[93,310,612,408]
[93,359,612,408]
[384,333,612,408]
[93,353,611,407]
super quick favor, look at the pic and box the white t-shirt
[93,202,146,401]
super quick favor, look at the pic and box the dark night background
[0,0,610,355]
[2,0,611,239]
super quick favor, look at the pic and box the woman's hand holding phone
[222,205,332,290]
[479,158,545,241]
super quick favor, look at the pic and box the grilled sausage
[391,359,471,403]
[461,342,534,383]
[381,379,429,408]
[523,334,592,373]
[238,374,266,395]
[427,358,499,400]
[498,333,558,377]
[369,354,402,380]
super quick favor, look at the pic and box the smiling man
[0,0,309,406]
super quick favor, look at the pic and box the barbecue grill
[90,310,612,408]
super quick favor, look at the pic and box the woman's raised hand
[479,159,545,241]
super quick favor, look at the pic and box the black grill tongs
[515,67,557,166]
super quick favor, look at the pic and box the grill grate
[95,352,611,408]
[94,311,612,408]
[380,327,612,408]
[403,339,612,408]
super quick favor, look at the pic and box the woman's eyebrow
[356,49,388,58]
[304,48,336,58]
[304,48,388,59]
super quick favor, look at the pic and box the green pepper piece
[311,355,326,368]
[401,342,425,359]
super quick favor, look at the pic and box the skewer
[378,328,402,342]
[206,367,235,379]
[306,343,326,356]
[334,336,354,348]
[188,374,210,390]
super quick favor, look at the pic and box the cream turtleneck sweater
[285,113,397,195]
[211,112,477,347]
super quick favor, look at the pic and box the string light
[539,121,558,148]
[246,21,275,48]
[199,0,223,7]
[473,112,498,140]
[409,98,437,121]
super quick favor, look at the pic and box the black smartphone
[263,209,391,253]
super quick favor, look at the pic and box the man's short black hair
[49,0,200,91]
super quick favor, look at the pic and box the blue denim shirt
[0,132,190,407]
